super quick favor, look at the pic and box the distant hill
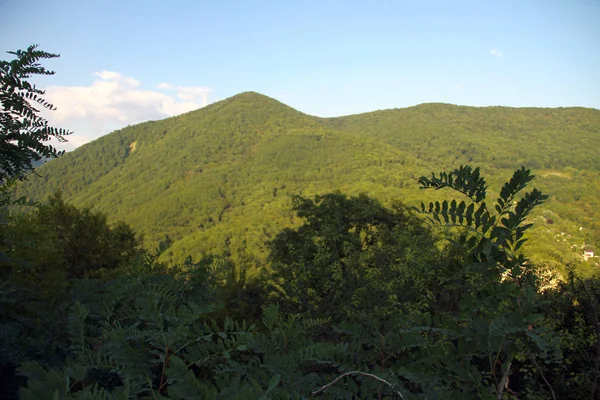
[16,92,600,275]
[323,103,600,171]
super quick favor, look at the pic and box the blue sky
[1,0,599,149]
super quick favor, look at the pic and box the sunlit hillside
[17,92,600,275]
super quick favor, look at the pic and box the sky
[1,0,599,150]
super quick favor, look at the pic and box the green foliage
[269,193,438,321]
[14,92,599,274]
[324,103,600,171]
[3,192,141,282]
[0,44,72,181]
[2,165,599,399]
[533,273,600,399]
[2,51,598,399]
[418,165,548,265]
[412,165,562,398]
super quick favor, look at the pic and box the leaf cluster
[1,44,72,181]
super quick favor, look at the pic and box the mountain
[16,92,600,274]
[323,103,600,171]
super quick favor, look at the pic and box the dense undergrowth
[2,166,599,399]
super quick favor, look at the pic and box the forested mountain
[7,90,600,399]
[324,103,600,170]
[16,92,600,275]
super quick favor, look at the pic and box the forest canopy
[2,164,600,399]
[14,90,600,278]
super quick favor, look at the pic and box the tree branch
[312,370,403,398]
[531,354,556,400]
[496,360,511,400]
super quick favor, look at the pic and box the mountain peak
[218,91,291,109]
[195,91,308,124]
[231,91,272,99]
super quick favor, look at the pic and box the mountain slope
[18,92,430,269]
[326,103,600,171]
[17,92,600,273]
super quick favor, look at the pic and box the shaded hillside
[17,92,600,273]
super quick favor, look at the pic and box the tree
[0,44,71,182]
[3,192,141,281]
[414,165,560,398]
[268,193,440,321]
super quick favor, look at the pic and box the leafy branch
[1,44,72,181]
[417,165,548,267]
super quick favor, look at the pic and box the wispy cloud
[454,84,462,90]
[490,48,503,57]
[42,71,212,150]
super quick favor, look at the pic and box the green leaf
[268,374,280,391]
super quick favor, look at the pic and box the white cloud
[490,48,503,57]
[177,86,211,96]
[177,92,196,101]
[40,71,212,150]
[454,84,462,90]
[95,70,141,87]
[176,86,211,106]
[67,135,93,148]
[95,71,121,80]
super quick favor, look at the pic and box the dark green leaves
[1,44,72,181]
[418,165,488,202]
[269,192,438,321]
[417,165,548,266]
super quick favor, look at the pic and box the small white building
[584,245,595,261]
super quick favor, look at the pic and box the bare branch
[531,355,556,400]
[312,370,404,398]
[496,361,511,400]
